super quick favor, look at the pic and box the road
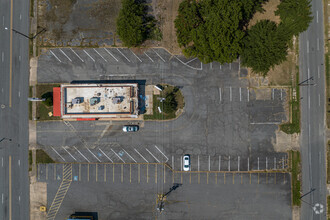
[300,0,327,219]
[0,0,30,219]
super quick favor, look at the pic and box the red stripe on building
[53,87,61,116]
[76,118,96,121]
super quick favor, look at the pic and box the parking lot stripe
[154,145,169,162]
[228,156,230,171]
[230,87,232,102]
[79,164,81,181]
[86,148,101,162]
[185,57,197,65]
[238,156,240,171]
[121,164,123,183]
[274,157,276,169]
[241,174,243,184]
[229,63,232,70]
[146,148,160,163]
[152,49,165,62]
[232,173,234,184]
[258,157,259,170]
[266,173,268,184]
[215,173,217,184]
[62,146,77,161]
[172,172,174,183]
[144,52,154,62]
[274,173,276,184]
[280,89,283,100]
[37,164,39,180]
[117,48,131,62]
[73,146,90,163]
[266,157,268,170]
[247,157,249,171]
[96,164,98,182]
[147,164,149,183]
[250,173,251,184]
[155,164,157,184]
[272,89,274,100]
[224,173,226,184]
[50,50,62,63]
[113,164,114,183]
[208,156,210,171]
[134,148,148,163]
[59,48,72,62]
[198,173,200,184]
[130,49,142,62]
[122,149,137,163]
[99,148,113,162]
[172,156,174,170]
[87,164,89,182]
[181,173,183,184]
[283,173,285,184]
[93,48,108,62]
[220,64,222,70]
[247,88,250,102]
[190,173,191,184]
[219,88,222,102]
[83,50,95,62]
[198,155,199,171]
[130,164,131,183]
[70,48,84,62]
[219,156,221,171]
[138,164,140,183]
[258,173,259,184]
[210,63,212,69]
[104,48,118,62]
[51,147,66,162]
[111,148,125,163]
[239,87,242,102]
[207,173,209,184]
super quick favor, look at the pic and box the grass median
[289,150,301,206]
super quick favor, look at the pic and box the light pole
[5,27,46,39]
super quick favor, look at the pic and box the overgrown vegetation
[36,149,55,164]
[28,150,33,171]
[36,84,61,121]
[116,0,161,47]
[144,85,184,120]
[289,150,301,206]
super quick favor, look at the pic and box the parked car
[122,125,139,132]
[183,154,191,171]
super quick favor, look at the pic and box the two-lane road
[0,0,30,219]
[300,0,327,219]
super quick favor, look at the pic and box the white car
[183,154,191,171]
[122,125,139,132]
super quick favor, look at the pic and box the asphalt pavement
[300,0,327,219]
[0,0,30,219]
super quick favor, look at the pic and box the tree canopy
[241,20,288,75]
[174,0,265,64]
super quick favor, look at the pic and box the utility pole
[157,183,182,213]
[5,27,46,39]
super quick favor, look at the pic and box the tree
[163,92,178,114]
[174,0,266,64]
[275,0,313,36]
[42,92,53,107]
[241,20,288,75]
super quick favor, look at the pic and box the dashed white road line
[83,50,95,62]
[111,148,125,163]
[154,145,168,162]
[122,149,137,163]
[73,146,90,163]
[2,193,3,204]
[219,88,222,102]
[247,157,249,171]
[49,50,62,63]
[247,88,250,102]
[134,148,148,163]
[145,148,160,163]
[185,57,197,65]
[93,48,107,62]
[280,89,283,100]
[18,159,20,166]
[250,122,281,125]
[307,40,309,53]
[317,38,320,51]
[18,91,20,97]
[1,157,3,167]
[219,156,221,171]
[144,52,154,63]
[59,48,72,62]
[229,86,232,102]
[319,94,321,106]
[316,10,319,23]
[318,66,320,78]
[18,55,21,62]
[174,56,202,70]
[238,156,240,171]
[2,52,4,62]
[130,49,142,62]
[228,156,230,171]
[99,148,113,163]
[51,146,65,161]
[62,146,77,161]
[86,147,101,162]
[152,49,165,62]
[220,64,222,70]
[116,48,131,62]
[70,48,84,62]
[239,87,242,102]
[19,14,21,20]
[104,48,118,62]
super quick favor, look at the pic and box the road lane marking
[208,155,210,171]
[274,157,276,169]
[87,164,89,181]
[104,48,118,62]
[198,155,199,171]
[250,122,281,125]
[147,164,149,183]
[2,157,3,167]
[96,164,98,182]
[317,38,320,51]
[1,52,3,62]
[93,48,107,62]
[219,156,221,171]
[239,87,242,102]
[51,147,66,161]
[99,148,113,162]
[280,89,283,100]
[247,88,249,101]
[155,164,157,183]
[228,156,230,171]
[318,66,320,78]
[316,10,319,23]
[113,164,114,182]
[220,64,222,70]
[272,89,274,100]
[307,40,309,53]
[18,159,20,166]
[266,157,268,170]
[134,148,148,163]
[19,14,21,20]
[146,148,160,163]
[238,156,240,171]
[18,55,21,62]
[152,49,165,62]
[86,147,101,162]
[138,164,140,183]
[1,193,3,204]
[9,0,13,108]
[50,50,62,63]
[122,149,137,163]
[230,87,232,102]
[104,164,106,182]
[70,48,84,62]
[247,157,249,171]
[210,63,212,69]
[185,57,197,65]
[59,48,72,62]
[62,146,77,161]
[154,145,168,162]
[219,88,222,102]
[172,156,174,170]
[9,156,12,220]
[73,146,90,162]
[229,63,232,70]
[117,48,130,62]
[308,94,310,109]
[129,49,142,62]
[83,50,95,62]
[111,148,125,163]
[79,164,81,181]
[258,157,259,170]
[319,94,321,106]
[130,164,131,183]
[18,196,20,202]
[144,52,154,62]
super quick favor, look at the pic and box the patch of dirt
[30,181,47,220]
[292,206,300,220]
[272,130,300,152]
[248,0,281,28]
[254,88,271,100]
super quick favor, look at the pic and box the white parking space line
[229,87,232,102]
[280,89,283,100]
[317,38,320,51]
[229,63,231,70]
[272,89,274,100]
[19,14,21,20]
[70,48,84,62]
[99,148,113,163]
[172,156,174,170]
[62,146,77,161]
[181,156,182,171]
[130,49,142,62]
[144,52,154,62]
[19,55,21,62]
[258,157,260,170]
[208,155,210,171]
[282,157,284,169]
[145,148,160,163]
[198,155,200,171]
[152,49,165,62]
[83,50,95,62]
[210,63,212,69]
[2,157,3,167]
[219,88,222,102]
[247,157,249,171]
[86,148,101,162]
[319,93,321,106]
[2,52,3,62]
[154,145,168,162]
[239,87,242,102]
[318,66,320,78]
[18,160,20,166]
[266,157,268,170]
[104,48,118,62]
[93,48,107,62]
[238,156,240,171]
[134,148,148,163]
[122,149,137,163]
[307,40,309,53]
[219,64,222,70]
[219,156,221,171]
[250,122,281,125]
[316,10,319,23]
[116,48,131,62]
[2,193,3,204]
[274,157,276,169]
[18,91,20,97]
[228,156,230,171]
[59,48,72,62]
[111,148,125,163]
[49,50,62,63]
[51,147,65,161]
[247,88,250,102]
[185,57,197,65]
[73,146,90,163]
